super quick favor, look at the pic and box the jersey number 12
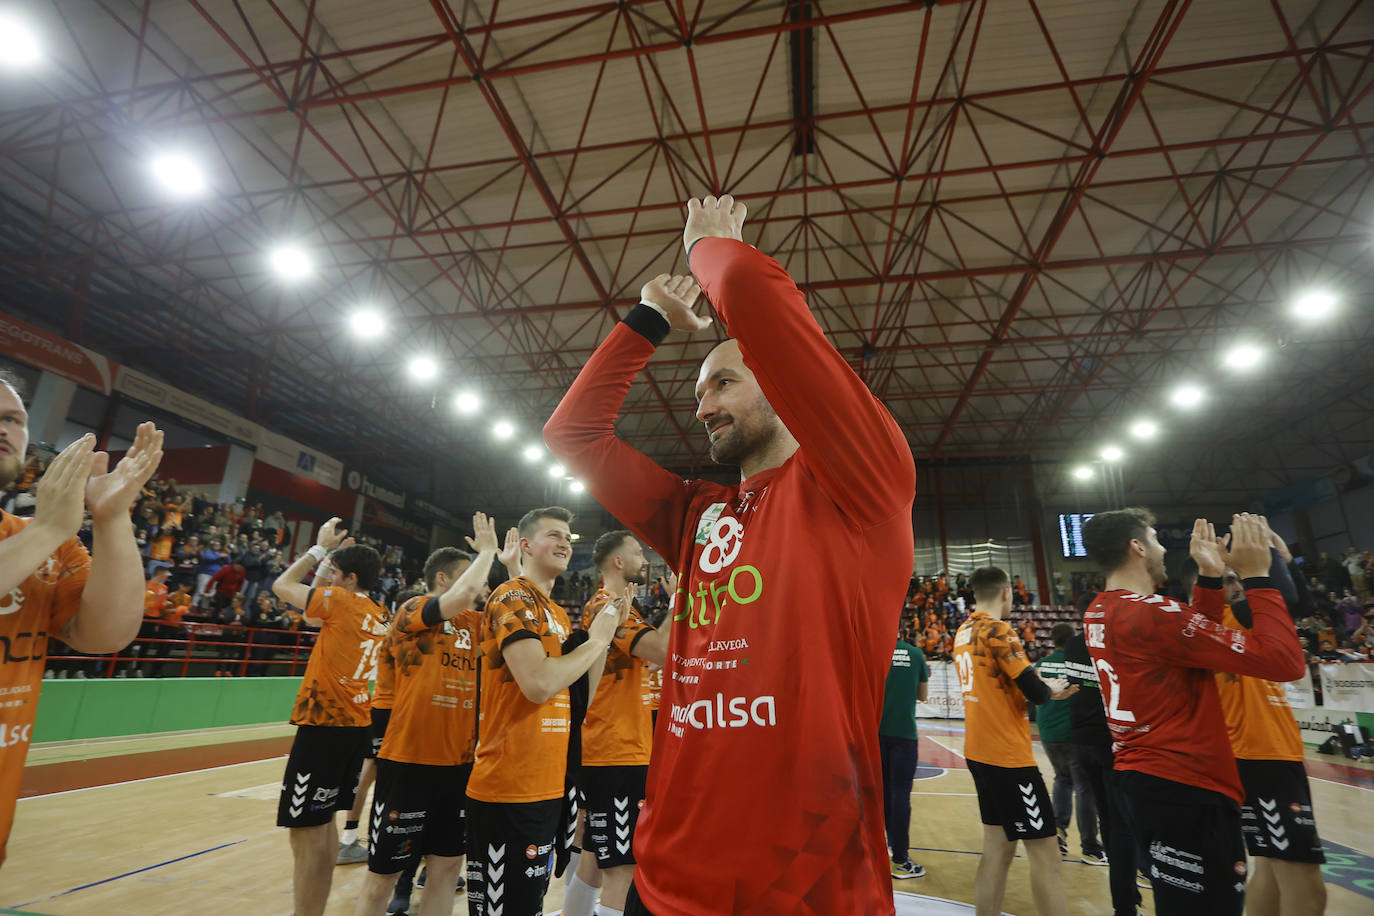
[1093,659,1136,723]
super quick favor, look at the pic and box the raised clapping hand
[84,421,165,525]
[316,517,349,551]
[33,433,98,540]
[496,526,521,570]
[466,512,500,554]
[641,273,711,333]
[1188,517,1229,578]
[683,194,747,254]
[1229,514,1272,580]
[588,583,633,645]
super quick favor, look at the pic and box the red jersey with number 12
[546,238,916,916]
[1084,584,1304,803]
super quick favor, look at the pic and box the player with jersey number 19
[545,194,916,916]
[1081,511,1305,916]
[272,517,389,916]
[0,371,164,869]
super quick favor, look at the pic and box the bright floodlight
[268,244,313,282]
[1072,466,1094,481]
[569,480,586,494]
[1130,419,1158,440]
[151,153,206,197]
[548,464,566,478]
[348,308,386,339]
[0,13,41,68]
[1100,445,1124,462]
[407,355,438,381]
[453,390,481,414]
[492,421,515,440]
[1292,290,1336,321]
[1222,343,1263,371]
[522,445,542,462]
[1170,384,1205,409]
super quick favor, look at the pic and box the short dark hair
[0,368,25,400]
[971,566,1010,603]
[1075,590,1096,615]
[1051,622,1075,647]
[592,530,634,570]
[518,506,574,539]
[1082,507,1156,571]
[424,547,473,591]
[330,544,383,591]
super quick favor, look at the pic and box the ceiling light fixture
[1170,384,1205,409]
[151,153,207,197]
[268,244,313,282]
[407,356,438,381]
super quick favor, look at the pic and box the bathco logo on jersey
[666,693,776,738]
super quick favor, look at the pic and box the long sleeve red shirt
[545,237,916,916]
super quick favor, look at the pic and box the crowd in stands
[899,572,1035,660]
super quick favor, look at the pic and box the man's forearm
[0,522,69,598]
[70,515,143,653]
[275,550,316,589]
[527,638,609,703]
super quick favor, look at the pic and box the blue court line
[0,909,56,915]
[10,839,246,908]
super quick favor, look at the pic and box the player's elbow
[512,671,555,705]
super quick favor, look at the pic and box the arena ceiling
[0,0,1371,524]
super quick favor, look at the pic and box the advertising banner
[116,366,260,445]
[1318,663,1374,712]
[0,310,118,395]
[917,660,965,719]
[256,428,343,490]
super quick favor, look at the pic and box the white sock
[563,873,599,916]
[341,828,358,845]
[564,850,581,886]
[596,908,624,916]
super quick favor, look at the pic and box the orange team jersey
[1215,605,1304,762]
[371,603,398,710]
[581,590,654,767]
[143,581,168,618]
[467,576,572,804]
[290,587,388,728]
[0,511,90,865]
[379,595,482,766]
[954,611,1035,768]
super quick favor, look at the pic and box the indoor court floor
[5,723,1372,915]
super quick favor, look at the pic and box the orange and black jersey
[953,611,1035,768]
[581,589,655,767]
[379,595,481,766]
[466,577,573,804]
[290,588,388,728]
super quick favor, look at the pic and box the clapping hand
[85,422,165,525]
[683,194,747,254]
[466,512,500,554]
[641,273,711,333]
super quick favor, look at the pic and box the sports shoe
[891,858,926,879]
[1080,848,1108,866]
[1057,828,1070,859]
[416,865,427,887]
[1137,869,1152,889]
[386,887,410,915]
[455,876,465,893]
[336,840,367,865]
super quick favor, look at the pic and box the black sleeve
[1015,667,1052,705]
[420,597,444,628]
[1267,549,1300,618]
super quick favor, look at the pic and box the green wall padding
[32,677,299,743]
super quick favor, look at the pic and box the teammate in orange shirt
[954,566,1074,916]
[336,594,399,867]
[354,515,508,916]
[272,518,389,916]
[1198,533,1326,916]
[564,531,669,916]
[143,566,170,618]
[465,506,627,916]
[0,371,164,867]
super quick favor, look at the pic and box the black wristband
[1196,575,1223,590]
[623,302,670,346]
[1241,576,1276,590]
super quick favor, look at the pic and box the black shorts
[1236,758,1325,864]
[277,725,369,828]
[1117,770,1246,916]
[367,759,472,874]
[367,707,392,759]
[579,765,648,868]
[967,759,1056,841]
[465,797,561,916]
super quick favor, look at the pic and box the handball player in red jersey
[1080,510,1305,915]
[544,195,917,916]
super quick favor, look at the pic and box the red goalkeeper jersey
[1084,580,1304,804]
[545,237,916,916]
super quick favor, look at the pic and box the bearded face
[0,385,30,491]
